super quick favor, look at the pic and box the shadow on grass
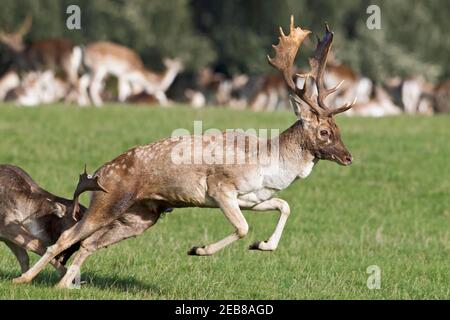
[0,269,163,295]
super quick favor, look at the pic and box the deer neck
[277,121,317,179]
[158,66,179,92]
[261,123,316,191]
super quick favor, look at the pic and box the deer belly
[23,220,51,244]
[238,188,275,206]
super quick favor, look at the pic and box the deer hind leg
[63,46,82,86]
[76,74,91,106]
[118,77,132,102]
[3,240,29,273]
[154,91,169,106]
[247,198,290,251]
[189,187,249,256]
[12,196,133,285]
[56,204,160,288]
[89,69,107,107]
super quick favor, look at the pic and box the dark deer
[14,16,355,288]
[0,165,105,277]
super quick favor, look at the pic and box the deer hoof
[248,241,262,250]
[249,241,274,251]
[188,246,206,256]
[55,280,74,289]
[12,275,31,284]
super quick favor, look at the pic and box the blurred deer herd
[0,15,449,116]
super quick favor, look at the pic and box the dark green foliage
[0,0,448,82]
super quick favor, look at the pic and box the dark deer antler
[71,165,108,221]
[268,15,356,117]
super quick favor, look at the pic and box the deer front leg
[189,190,249,256]
[154,91,169,106]
[89,69,106,107]
[248,198,291,251]
[2,223,67,277]
[3,240,29,273]
[57,207,159,288]
[118,77,132,102]
[12,213,115,284]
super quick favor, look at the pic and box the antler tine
[303,22,335,110]
[295,74,321,115]
[267,15,311,92]
[327,97,357,117]
[70,165,108,221]
[16,14,32,37]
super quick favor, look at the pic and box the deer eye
[320,130,329,137]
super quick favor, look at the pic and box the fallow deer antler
[267,15,311,92]
[71,165,108,221]
[0,14,32,40]
[16,14,32,37]
[268,15,356,117]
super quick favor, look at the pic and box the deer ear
[52,202,66,218]
[289,95,316,123]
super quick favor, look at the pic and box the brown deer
[0,165,105,277]
[250,73,288,111]
[0,15,82,94]
[82,41,184,106]
[434,79,450,113]
[13,16,355,288]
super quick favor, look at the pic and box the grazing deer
[14,16,355,288]
[346,85,401,117]
[13,70,70,106]
[83,41,184,106]
[0,15,82,96]
[0,164,105,277]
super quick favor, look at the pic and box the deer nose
[344,155,353,165]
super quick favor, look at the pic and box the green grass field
[0,104,448,299]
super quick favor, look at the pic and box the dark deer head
[0,15,32,52]
[70,165,108,221]
[268,16,355,166]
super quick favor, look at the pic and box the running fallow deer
[0,15,82,93]
[0,165,105,277]
[83,41,184,106]
[14,16,355,288]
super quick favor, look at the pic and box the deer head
[163,58,184,73]
[268,16,355,166]
[70,165,108,221]
[0,15,32,52]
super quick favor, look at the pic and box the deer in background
[249,73,289,111]
[0,164,105,277]
[12,70,70,106]
[0,15,83,101]
[346,85,401,117]
[434,79,450,114]
[0,70,20,101]
[13,16,356,288]
[82,41,184,106]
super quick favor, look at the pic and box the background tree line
[0,0,448,83]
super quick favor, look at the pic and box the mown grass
[0,103,448,299]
